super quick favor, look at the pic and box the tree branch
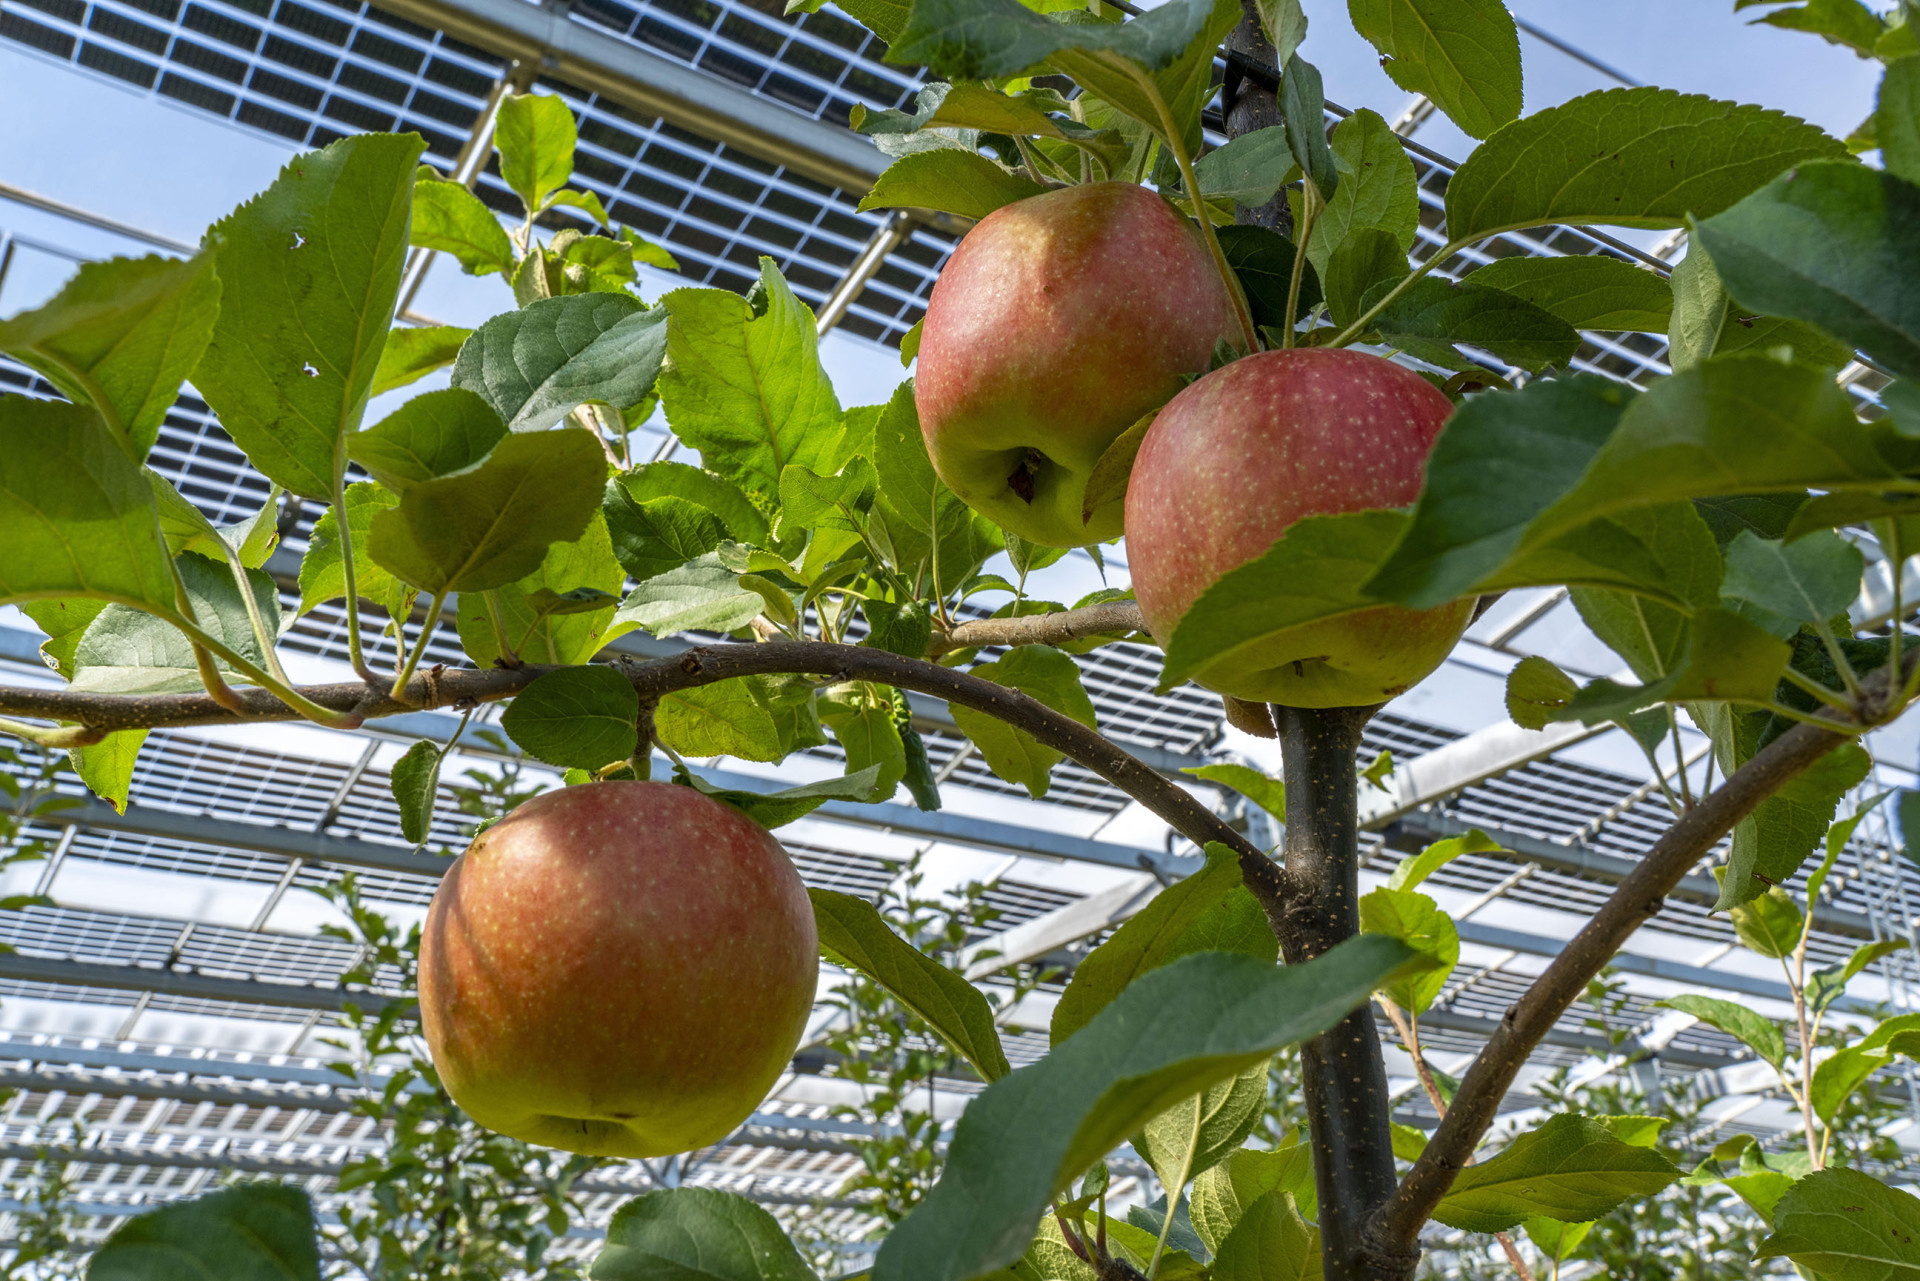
[0,639,1286,924]
[928,601,1143,656]
[1364,711,1856,1260]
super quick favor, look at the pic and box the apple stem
[1149,90,1261,354]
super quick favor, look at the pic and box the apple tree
[7,0,1920,1277]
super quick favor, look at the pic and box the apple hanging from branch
[915,181,1242,548]
[419,781,819,1157]
[1127,348,1474,708]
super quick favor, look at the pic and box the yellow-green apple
[419,780,817,1157]
[916,181,1241,547]
[1126,348,1472,708]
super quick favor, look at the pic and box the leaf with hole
[194,132,424,498]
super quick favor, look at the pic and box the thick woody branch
[0,639,1285,922]
[1364,711,1856,1260]
[928,601,1144,656]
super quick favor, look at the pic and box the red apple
[1125,348,1472,708]
[916,181,1241,547]
[419,781,817,1158]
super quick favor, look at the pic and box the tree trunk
[1222,0,1290,235]
[1272,704,1415,1281]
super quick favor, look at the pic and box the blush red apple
[1125,348,1472,708]
[419,780,817,1158]
[915,181,1241,547]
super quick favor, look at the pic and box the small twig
[929,601,1143,656]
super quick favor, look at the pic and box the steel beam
[0,954,386,1014]
[365,0,885,193]
[1357,719,1606,829]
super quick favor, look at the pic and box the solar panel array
[1,0,1919,1265]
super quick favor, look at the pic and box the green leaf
[1306,107,1419,279]
[1506,655,1579,730]
[1209,1190,1319,1281]
[779,457,879,535]
[23,598,106,678]
[348,387,508,493]
[368,427,605,594]
[1809,939,1907,1018]
[1322,227,1409,330]
[1135,1059,1272,1196]
[1346,0,1521,140]
[500,665,639,769]
[1432,1113,1679,1234]
[811,887,1010,1081]
[863,598,934,658]
[1740,0,1888,56]
[1467,255,1674,333]
[1695,160,1920,380]
[1522,1217,1593,1267]
[1161,509,1405,692]
[1052,844,1272,1047]
[1181,763,1285,823]
[1194,126,1296,207]
[453,293,669,432]
[659,260,843,501]
[1369,277,1582,373]
[859,150,1050,221]
[869,936,1418,1281]
[1552,608,1791,725]
[675,765,883,830]
[298,481,411,620]
[614,553,763,637]
[1666,237,1854,374]
[496,93,578,215]
[1217,226,1322,333]
[0,399,176,612]
[1358,885,1457,1014]
[1756,1168,1920,1280]
[1191,1140,1316,1253]
[1443,88,1848,243]
[1657,994,1784,1067]
[88,1183,321,1281]
[1388,829,1504,893]
[1721,742,1872,908]
[614,462,769,546]
[1366,375,1631,608]
[819,682,907,800]
[195,132,424,499]
[658,680,783,763]
[948,645,1096,799]
[372,324,472,397]
[0,253,219,458]
[1256,0,1307,66]
[1881,56,1920,185]
[390,740,442,845]
[1280,55,1336,200]
[1720,530,1864,630]
[592,1186,819,1281]
[1727,884,1805,959]
[410,168,513,276]
[889,0,1225,139]
[71,553,280,694]
[604,493,728,583]
[70,729,147,814]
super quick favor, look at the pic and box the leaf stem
[1811,617,1864,702]
[390,590,450,703]
[168,613,362,729]
[1281,183,1320,350]
[331,474,382,686]
[1145,81,1258,353]
[165,557,245,714]
[1325,240,1464,350]
[1777,666,1858,714]
[484,590,523,667]
[0,717,105,749]
[221,544,292,688]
